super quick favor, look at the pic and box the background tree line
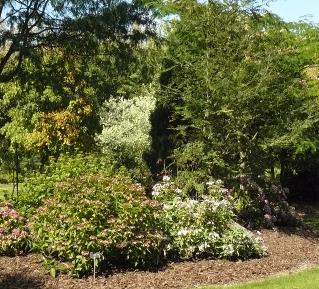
[0,0,319,202]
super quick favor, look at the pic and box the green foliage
[96,87,158,185]
[152,178,265,259]
[30,173,167,276]
[170,142,227,197]
[235,177,298,228]
[0,48,102,156]
[155,0,319,182]
[0,202,31,256]
[0,0,156,83]
[151,176,186,202]
[152,175,229,202]
[1,0,319,279]
[0,1,160,164]
[97,88,156,167]
[15,153,123,215]
[220,223,265,259]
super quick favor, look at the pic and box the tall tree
[0,0,155,83]
[0,0,159,167]
[154,0,319,182]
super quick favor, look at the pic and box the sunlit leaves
[157,0,319,179]
[97,88,156,164]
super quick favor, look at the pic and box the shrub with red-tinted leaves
[30,173,168,277]
[0,202,31,255]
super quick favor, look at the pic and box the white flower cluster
[151,175,182,199]
[222,243,235,255]
[206,179,223,186]
[161,192,235,258]
[206,179,230,196]
[162,175,170,182]
[162,197,231,214]
[151,176,265,259]
[152,176,231,204]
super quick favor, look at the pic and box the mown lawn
[0,183,25,200]
[198,267,319,289]
[0,183,13,200]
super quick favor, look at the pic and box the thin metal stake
[90,252,101,282]
[93,256,96,281]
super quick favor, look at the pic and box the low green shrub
[30,173,167,276]
[219,223,265,259]
[0,202,31,255]
[161,196,232,258]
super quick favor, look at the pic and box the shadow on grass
[0,273,44,289]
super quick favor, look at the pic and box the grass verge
[198,266,319,289]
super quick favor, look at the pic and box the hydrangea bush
[15,153,121,215]
[152,177,265,259]
[30,173,167,276]
[0,202,31,255]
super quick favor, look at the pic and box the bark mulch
[1,228,319,289]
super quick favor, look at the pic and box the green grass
[0,183,14,200]
[303,215,319,230]
[0,183,24,200]
[197,267,319,289]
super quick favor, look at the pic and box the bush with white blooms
[152,176,266,259]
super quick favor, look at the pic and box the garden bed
[1,228,319,289]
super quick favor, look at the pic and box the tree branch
[0,42,16,77]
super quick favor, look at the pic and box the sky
[265,0,319,23]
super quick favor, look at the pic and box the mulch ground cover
[1,227,319,289]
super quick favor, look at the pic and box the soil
[2,201,319,289]
[1,227,319,289]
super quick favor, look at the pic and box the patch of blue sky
[264,0,319,24]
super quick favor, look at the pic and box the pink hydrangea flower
[12,228,22,238]
[9,209,19,219]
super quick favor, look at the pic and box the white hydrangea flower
[162,175,171,182]
[208,232,220,240]
[151,189,160,197]
[206,180,215,186]
[177,228,189,236]
[198,243,205,252]
[216,179,223,185]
